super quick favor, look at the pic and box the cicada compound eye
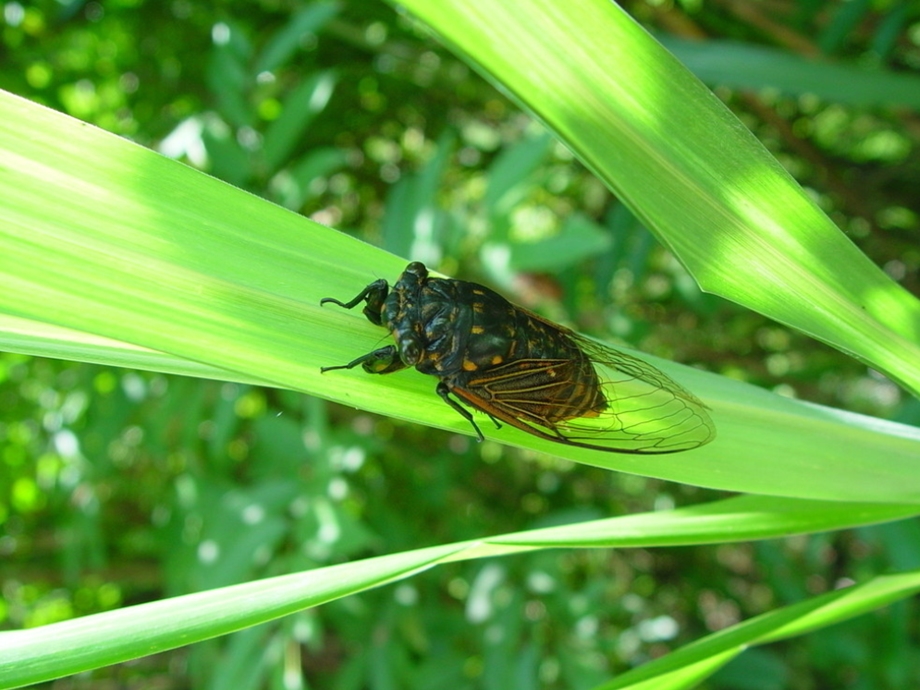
[399,338,421,365]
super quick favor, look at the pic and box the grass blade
[393,0,920,394]
[1,90,919,502]
[1,495,914,688]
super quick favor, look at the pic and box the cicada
[320,262,715,454]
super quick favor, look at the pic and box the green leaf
[1,90,919,503]
[391,0,920,396]
[0,315,255,382]
[595,569,920,689]
[381,131,456,260]
[262,70,336,172]
[1,495,915,688]
[253,2,340,75]
[484,131,553,215]
[508,213,612,272]
[272,146,349,209]
[0,543,465,689]
[659,37,920,108]
[4,3,917,688]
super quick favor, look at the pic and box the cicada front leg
[320,346,408,375]
[320,278,389,326]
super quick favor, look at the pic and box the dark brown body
[321,262,715,454]
[382,262,606,425]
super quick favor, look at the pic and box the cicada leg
[320,278,389,326]
[436,382,502,442]
[320,345,409,375]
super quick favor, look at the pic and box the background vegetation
[1,0,919,688]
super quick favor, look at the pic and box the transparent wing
[549,336,716,453]
[452,335,715,454]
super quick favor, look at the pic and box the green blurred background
[1,1,919,688]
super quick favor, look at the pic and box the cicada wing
[449,340,715,455]
[550,336,716,453]
[447,358,597,446]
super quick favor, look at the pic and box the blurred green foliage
[1,0,919,688]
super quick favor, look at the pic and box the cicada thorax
[382,267,607,425]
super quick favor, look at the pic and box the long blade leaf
[1,495,915,688]
[1,91,919,502]
[391,0,920,395]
